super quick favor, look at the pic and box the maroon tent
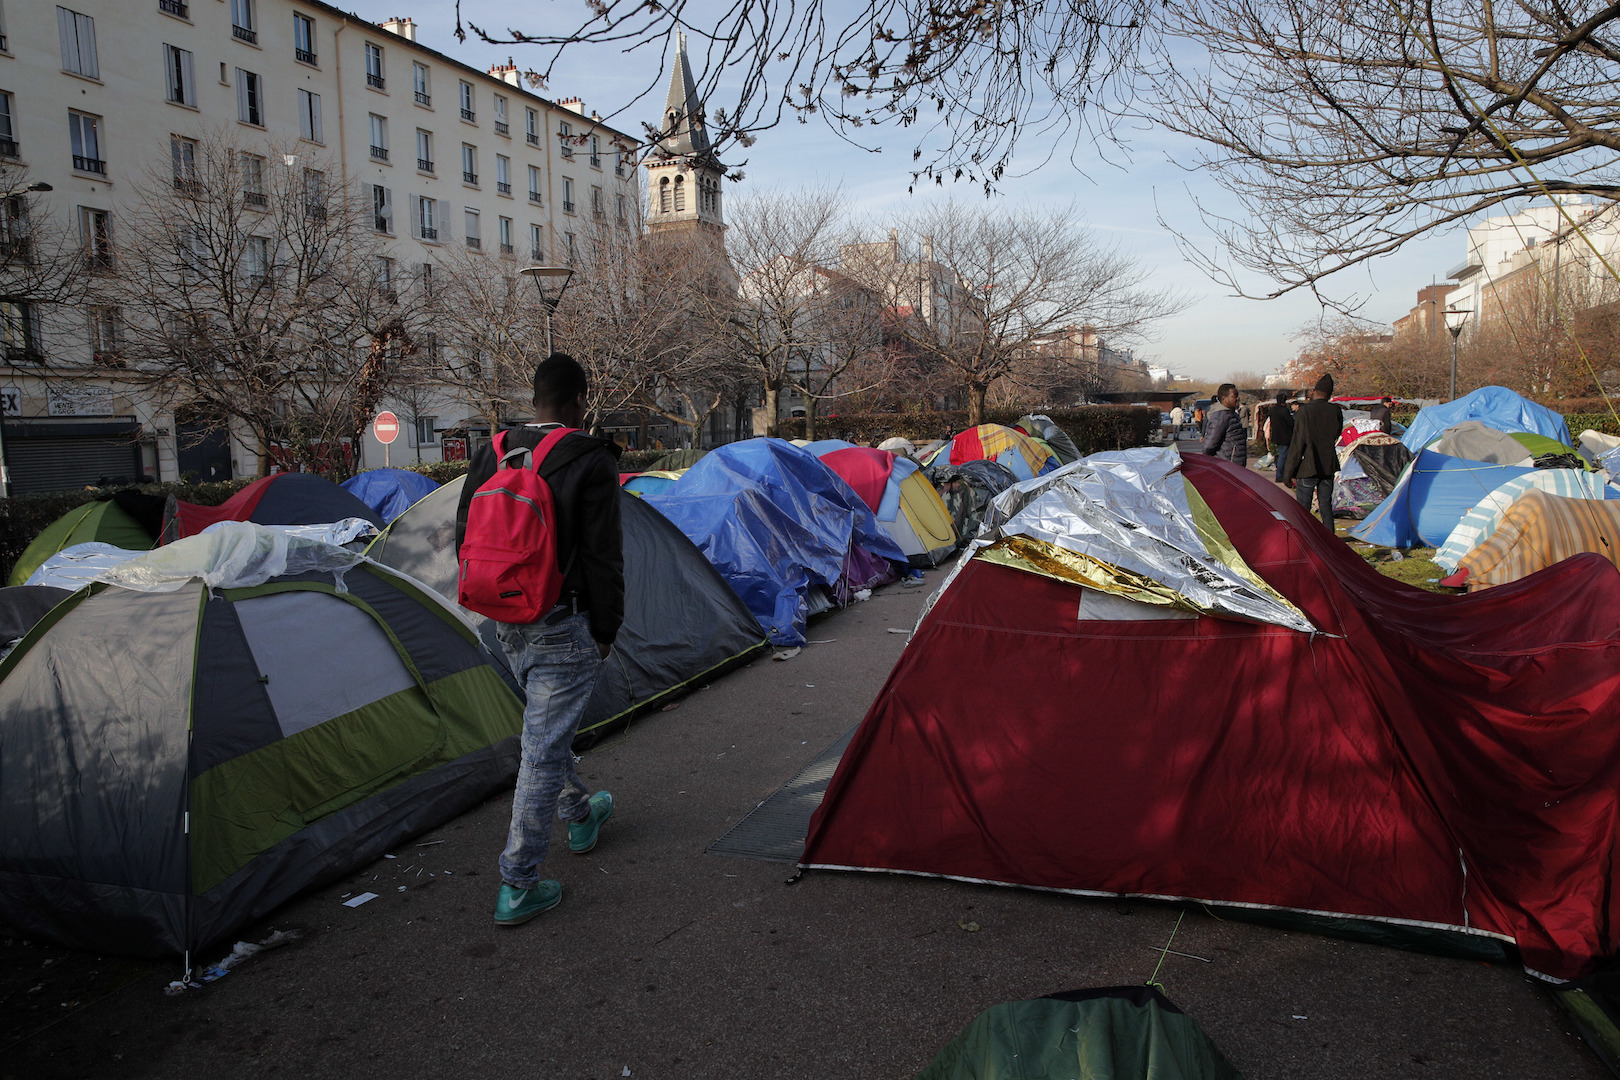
[802,455,1620,981]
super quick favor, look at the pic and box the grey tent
[925,458,1019,542]
[918,986,1242,1080]
[0,528,523,960]
[1428,420,1534,466]
[1016,413,1083,464]
[367,477,768,749]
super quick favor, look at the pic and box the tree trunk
[763,383,781,437]
[967,381,988,427]
[804,398,818,441]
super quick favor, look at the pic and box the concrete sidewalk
[3,571,1605,1079]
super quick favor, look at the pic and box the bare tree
[1148,0,1620,303]
[107,132,416,476]
[849,203,1185,425]
[453,1,1153,192]
[0,163,91,376]
[792,268,892,440]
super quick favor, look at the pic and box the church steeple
[646,32,724,235]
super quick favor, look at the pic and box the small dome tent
[814,446,959,567]
[7,492,165,587]
[341,468,440,524]
[162,473,385,542]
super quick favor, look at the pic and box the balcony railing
[464,236,480,249]
[420,225,438,240]
[530,247,542,261]
[494,120,509,136]
[232,24,257,44]
[562,200,574,213]
[496,181,511,195]
[296,47,316,64]
[85,250,114,273]
[417,158,433,173]
[526,131,538,146]
[244,190,267,208]
[560,145,574,158]
[173,176,204,195]
[374,215,390,232]
[463,171,478,185]
[589,155,600,168]
[0,137,17,159]
[415,90,430,106]
[159,0,189,17]
[499,242,514,255]
[528,191,542,204]
[306,204,327,222]
[366,73,385,90]
[73,155,106,175]
[460,107,475,122]
[370,146,389,162]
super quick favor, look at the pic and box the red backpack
[457,426,577,623]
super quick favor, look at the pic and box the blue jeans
[494,609,603,889]
[1296,475,1334,530]
[1272,443,1289,484]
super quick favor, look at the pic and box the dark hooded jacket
[1202,401,1247,465]
[454,425,625,645]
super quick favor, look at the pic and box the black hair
[1216,382,1237,400]
[1275,389,1290,404]
[532,353,588,409]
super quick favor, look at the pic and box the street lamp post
[518,264,575,356]
[1443,305,1471,401]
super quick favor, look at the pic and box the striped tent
[1457,490,1620,590]
[1435,470,1616,571]
[815,446,959,567]
[931,424,1060,481]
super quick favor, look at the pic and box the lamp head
[519,264,575,312]
[1444,305,1471,336]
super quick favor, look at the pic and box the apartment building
[0,2,639,491]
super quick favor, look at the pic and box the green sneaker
[493,880,561,926]
[568,791,614,854]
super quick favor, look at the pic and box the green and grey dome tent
[0,524,523,961]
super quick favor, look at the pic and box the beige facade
[0,1,639,490]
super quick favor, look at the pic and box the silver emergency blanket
[24,543,147,590]
[96,521,365,594]
[928,446,1315,632]
[200,516,378,548]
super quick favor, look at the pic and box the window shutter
[77,13,97,79]
[181,48,195,104]
[237,72,248,123]
[311,94,322,143]
[58,7,76,71]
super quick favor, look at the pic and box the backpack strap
[493,426,578,472]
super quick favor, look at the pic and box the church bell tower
[645,33,725,236]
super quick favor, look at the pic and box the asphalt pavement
[3,568,1607,1080]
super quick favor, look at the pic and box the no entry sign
[373,411,400,445]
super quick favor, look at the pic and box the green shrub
[396,460,470,483]
[771,407,1159,456]
[1564,413,1620,438]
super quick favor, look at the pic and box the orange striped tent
[928,424,1060,481]
[1456,490,1620,590]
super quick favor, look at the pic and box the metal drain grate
[706,726,857,863]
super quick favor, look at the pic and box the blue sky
[354,1,1467,382]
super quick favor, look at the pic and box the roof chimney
[488,58,523,87]
[558,97,586,115]
[379,17,416,42]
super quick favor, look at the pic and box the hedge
[773,407,1161,456]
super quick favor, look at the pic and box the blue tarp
[622,474,678,497]
[341,469,440,524]
[645,439,905,646]
[1350,450,1537,547]
[1402,386,1574,452]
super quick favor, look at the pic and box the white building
[0,1,639,491]
[1443,198,1609,335]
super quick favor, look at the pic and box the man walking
[1265,389,1294,484]
[455,354,625,926]
[1202,383,1247,466]
[1282,375,1345,530]
[1170,404,1185,437]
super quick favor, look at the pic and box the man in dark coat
[1367,396,1395,434]
[1265,389,1295,484]
[1282,375,1345,530]
[1202,383,1247,466]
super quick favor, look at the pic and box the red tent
[819,448,895,513]
[802,455,1620,981]
[163,473,385,542]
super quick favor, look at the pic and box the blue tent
[341,468,440,524]
[645,439,906,646]
[1402,386,1573,452]
[1350,450,1538,547]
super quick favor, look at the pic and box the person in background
[1282,375,1345,530]
[1202,383,1247,466]
[1368,396,1395,434]
[1170,404,1185,435]
[1265,389,1294,484]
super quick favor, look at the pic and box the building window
[564,231,576,265]
[525,107,538,146]
[419,262,434,296]
[89,305,122,364]
[298,88,322,142]
[303,168,325,220]
[164,44,196,106]
[461,144,477,185]
[242,152,266,208]
[374,254,393,294]
[495,154,510,195]
[558,121,573,158]
[236,69,264,126]
[463,207,480,249]
[159,0,189,19]
[493,94,508,136]
[562,177,574,213]
[498,216,513,255]
[527,165,542,204]
[0,93,15,158]
[243,234,269,285]
[170,135,199,191]
[368,114,388,161]
[365,42,385,89]
[1,301,41,361]
[411,415,437,446]
[79,206,112,271]
[69,110,103,174]
[417,196,437,240]
[591,186,604,217]
[416,129,433,172]
[230,0,256,44]
[659,176,670,213]
[615,150,626,177]
[616,193,627,224]
[459,81,474,122]
[57,7,98,78]
[673,174,685,212]
[413,62,429,106]
[589,135,600,168]
[293,13,315,64]
[372,184,391,233]
[528,223,542,261]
